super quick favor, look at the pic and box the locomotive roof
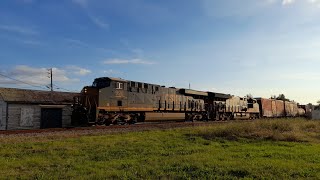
[98,77,230,99]
[180,89,208,96]
[95,77,128,82]
[207,92,231,99]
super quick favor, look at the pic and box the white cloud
[71,0,88,8]
[280,72,320,81]
[88,14,109,29]
[0,65,94,90]
[282,0,295,5]
[64,38,90,47]
[0,25,37,35]
[103,69,122,75]
[202,0,320,18]
[71,0,109,29]
[66,66,91,76]
[103,58,155,65]
[130,48,144,56]
[281,0,320,6]
[0,35,43,46]
[202,0,276,18]
[307,0,320,7]
[309,0,320,3]
[51,67,79,83]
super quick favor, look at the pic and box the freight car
[72,77,261,126]
[256,98,305,118]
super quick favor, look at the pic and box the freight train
[72,77,305,126]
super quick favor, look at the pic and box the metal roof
[0,87,79,104]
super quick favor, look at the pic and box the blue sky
[0,0,320,104]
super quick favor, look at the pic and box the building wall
[62,106,72,127]
[0,100,6,130]
[6,104,72,130]
[312,107,320,120]
[7,104,39,130]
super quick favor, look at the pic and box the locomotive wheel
[112,120,118,125]
[130,115,138,124]
[131,118,137,125]
[215,114,219,121]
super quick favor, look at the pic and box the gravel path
[0,121,234,140]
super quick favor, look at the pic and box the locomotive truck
[72,77,262,126]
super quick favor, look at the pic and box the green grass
[1,118,320,179]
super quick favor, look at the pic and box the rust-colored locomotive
[72,77,261,125]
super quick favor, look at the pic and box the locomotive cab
[97,77,128,111]
[246,98,260,119]
[95,77,131,125]
[72,77,125,125]
[72,86,99,126]
[225,96,260,120]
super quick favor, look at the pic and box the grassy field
[1,118,320,179]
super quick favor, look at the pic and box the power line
[0,72,48,90]
[0,72,79,92]
[53,84,71,92]
[53,84,77,92]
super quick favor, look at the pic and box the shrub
[300,121,320,133]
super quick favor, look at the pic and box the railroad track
[0,120,252,136]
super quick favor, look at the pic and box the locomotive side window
[247,98,254,108]
[116,82,123,89]
[138,83,143,88]
[130,81,136,87]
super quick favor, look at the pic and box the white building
[0,88,79,130]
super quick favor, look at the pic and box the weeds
[195,118,320,143]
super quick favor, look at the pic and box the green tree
[276,94,289,101]
[246,93,253,99]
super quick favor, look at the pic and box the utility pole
[47,68,53,91]
[50,68,53,91]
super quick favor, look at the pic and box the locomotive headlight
[84,88,87,93]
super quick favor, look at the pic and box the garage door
[41,108,62,128]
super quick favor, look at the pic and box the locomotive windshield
[92,78,111,88]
